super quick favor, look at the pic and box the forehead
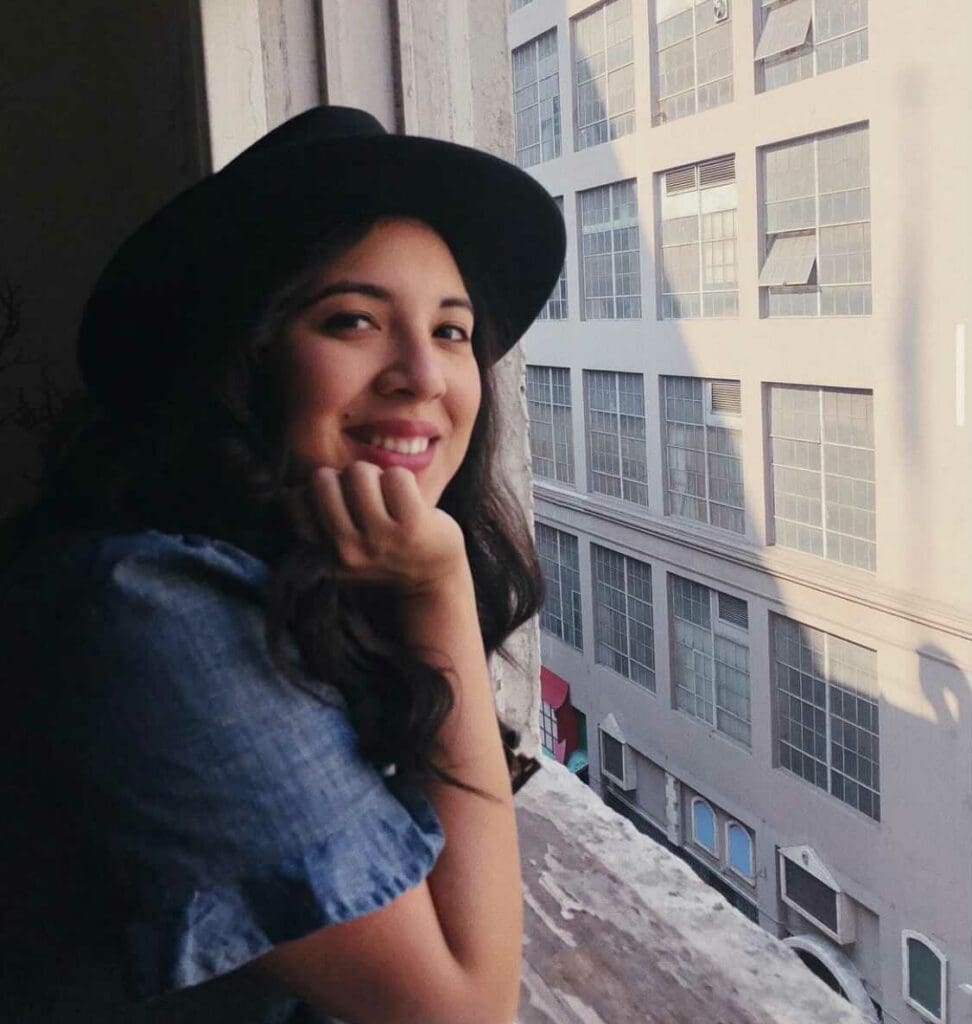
[322,217,465,283]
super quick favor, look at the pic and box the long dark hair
[12,215,544,799]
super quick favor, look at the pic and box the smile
[368,436,430,455]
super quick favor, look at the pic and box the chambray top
[1,530,446,1023]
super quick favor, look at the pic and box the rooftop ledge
[515,760,866,1024]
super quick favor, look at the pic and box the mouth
[344,425,440,470]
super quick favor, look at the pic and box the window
[536,523,583,650]
[670,575,751,748]
[773,614,879,819]
[691,797,717,852]
[538,197,568,319]
[572,0,635,150]
[756,0,868,93]
[659,155,738,318]
[760,124,871,316]
[652,0,733,124]
[591,545,655,690]
[526,365,575,485]
[663,376,744,534]
[903,932,947,1023]
[583,370,649,505]
[578,180,641,319]
[768,383,875,571]
[726,821,754,880]
[511,0,534,11]
[540,700,559,755]
[512,29,562,168]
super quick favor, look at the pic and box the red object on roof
[540,666,570,710]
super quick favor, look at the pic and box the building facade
[510,1,972,1021]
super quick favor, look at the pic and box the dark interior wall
[0,1,206,518]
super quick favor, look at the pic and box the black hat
[77,106,566,411]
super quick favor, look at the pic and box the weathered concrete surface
[515,761,867,1024]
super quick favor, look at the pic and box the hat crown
[226,106,388,169]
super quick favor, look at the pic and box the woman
[1,106,565,1022]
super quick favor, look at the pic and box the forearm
[401,564,522,1021]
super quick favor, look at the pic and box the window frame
[540,699,559,756]
[577,179,642,320]
[591,543,656,691]
[690,796,718,854]
[536,522,584,651]
[512,27,562,169]
[725,819,755,881]
[526,364,575,485]
[582,369,650,506]
[538,197,569,320]
[902,931,948,1024]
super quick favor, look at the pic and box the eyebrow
[300,280,475,315]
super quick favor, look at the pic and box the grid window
[760,124,871,317]
[536,523,583,650]
[773,614,880,820]
[513,29,562,169]
[573,0,635,150]
[659,156,738,318]
[511,0,534,11]
[540,700,559,755]
[768,384,875,571]
[583,370,649,506]
[592,545,655,691]
[526,365,575,485]
[663,376,744,534]
[670,574,751,748]
[579,180,642,319]
[653,0,733,125]
[756,0,868,93]
[538,197,569,320]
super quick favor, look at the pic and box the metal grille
[773,614,880,820]
[584,370,649,505]
[526,365,575,485]
[591,544,655,690]
[536,523,583,650]
[768,383,875,571]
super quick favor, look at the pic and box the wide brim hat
[78,105,566,412]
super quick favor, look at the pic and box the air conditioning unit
[779,846,857,945]
[599,714,636,790]
[713,0,730,22]
[704,379,742,428]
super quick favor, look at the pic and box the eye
[320,312,374,333]
[436,323,472,342]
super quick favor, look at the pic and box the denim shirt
[1,530,445,1023]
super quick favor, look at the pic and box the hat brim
[78,132,566,407]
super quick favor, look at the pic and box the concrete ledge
[516,759,867,1024]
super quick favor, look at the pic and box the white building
[511,1,972,1021]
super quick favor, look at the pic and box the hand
[295,461,469,596]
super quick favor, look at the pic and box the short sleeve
[48,532,445,999]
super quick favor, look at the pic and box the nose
[374,324,447,401]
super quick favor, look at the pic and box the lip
[346,419,441,440]
[345,434,438,471]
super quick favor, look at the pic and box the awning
[755,0,812,62]
[540,666,570,710]
[758,232,816,287]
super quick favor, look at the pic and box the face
[278,217,482,506]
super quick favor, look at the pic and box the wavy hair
[15,215,544,800]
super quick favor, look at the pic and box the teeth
[368,436,431,455]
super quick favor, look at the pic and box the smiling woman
[0,106,565,1023]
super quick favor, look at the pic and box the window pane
[692,800,716,851]
[907,938,943,1018]
[727,823,753,878]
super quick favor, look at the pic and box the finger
[309,466,359,543]
[341,460,395,536]
[379,466,425,527]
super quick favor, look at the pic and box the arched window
[691,797,716,853]
[726,820,754,880]
[902,931,947,1023]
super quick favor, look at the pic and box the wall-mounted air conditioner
[779,846,857,945]
[713,0,730,22]
[599,713,636,791]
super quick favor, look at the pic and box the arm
[251,464,522,1024]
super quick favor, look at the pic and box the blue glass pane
[728,823,753,877]
[693,801,716,851]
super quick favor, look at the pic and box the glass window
[691,798,716,852]
[652,0,733,125]
[663,376,744,534]
[538,197,569,320]
[756,0,868,93]
[592,544,655,690]
[904,933,946,1022]
[773,614,880,820]
[727,821,754,879]
[536,523,583,650]
[512,29,562,168]
[761,124,871,317]
[540,700,559,756]
[670,574,751,748]
[768,383,875,571]
[573,0,635,150]
[583,370,649,506]
[526,365,575,485]
[578,180,642,319]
